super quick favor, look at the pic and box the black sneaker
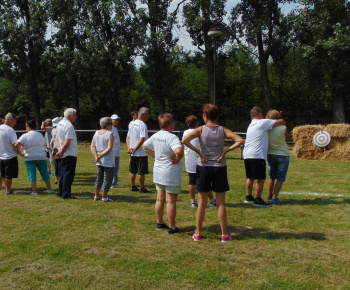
[139,188,151,193]
[156,223,169,231]
[130,186,139,192]
[244,195,255,203]
[253,197,271,207]
[167,227,179,234]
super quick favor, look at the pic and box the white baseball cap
[111,114,120,120]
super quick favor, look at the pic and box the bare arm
[126,135,131,153]
[142,145,155,158]
[90,138,98,162]
[170,147,184,164]
[55,138,72,158]
[217,128,245,163]
[285,127,290,142]
[181,126,207,163]
[273,119,286,128]
[129,137,145,154]
[13,142,25,156]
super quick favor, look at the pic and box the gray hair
[100,117,112,129]
[64,108,76,119]
[250,106,262,118]
[138,107,149,116]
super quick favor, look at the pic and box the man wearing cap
[111,114,121,188]
[55,108,78,199]
[41,118,54,174]
[127,107,151,193]
[0,113,22,195]
[51,117,62,185]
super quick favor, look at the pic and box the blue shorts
[267,155,289,182]
[195,165,229,193]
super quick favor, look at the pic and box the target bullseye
[313,131,331,147]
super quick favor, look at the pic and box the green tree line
[1,0,350,130]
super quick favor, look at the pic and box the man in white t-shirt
[55,108,78,199]
[0,113,22,195]
[110,114,121,187]
[243,106,286,207]
[127,107,151,193]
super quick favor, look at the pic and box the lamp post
[208,28,223,105]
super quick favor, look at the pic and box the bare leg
[208,190,214,200]
[268,179,275,198]
[4,178,12,193]
[44,179,52,190]
[138,174,145,189]
[155,190,166,224]
[188,184,196,200]
[273,181,284,199]
[216,192,227,236]
[30,181,38,193]
[246,178,253,196]
[166,192,178,227]
[130,173,136,187]
[196,192,208,235]
[95,188,100,198]
[255,179,265,198]
[102,191,108,199]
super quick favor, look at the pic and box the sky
[135,0,301,64]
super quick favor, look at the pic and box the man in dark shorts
[127,107,151,193]
[243,106,286,207]
[0,113,22,195]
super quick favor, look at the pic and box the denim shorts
[267,154,289,182]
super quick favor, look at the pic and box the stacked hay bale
[292,124,350,161]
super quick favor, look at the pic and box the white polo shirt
[56,118,78,158]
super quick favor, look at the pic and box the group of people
[0,104,290,242]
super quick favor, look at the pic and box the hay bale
[292,139,319,154]
[295,148,325,160]
[292,125,325,142]
[324,124,350,138]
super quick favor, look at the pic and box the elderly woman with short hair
[143,113,184,234]
[91,117,115,202]
[15,119,53,195]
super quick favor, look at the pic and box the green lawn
[1,143,349,289]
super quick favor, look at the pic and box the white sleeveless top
[92,130,115,167]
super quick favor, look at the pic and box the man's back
[56,119,78,158]
[128,119,148,156]
[0,124,17,159]
[243,119,275,160]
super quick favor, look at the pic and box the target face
[313,131,331,147]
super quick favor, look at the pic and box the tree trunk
[256,31,273,110]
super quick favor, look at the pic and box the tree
[180,0,228,104]
[0,0,49,126]
[294,0,350,123]
[139,0,178,114]
[230,0,289,110]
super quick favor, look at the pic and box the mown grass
[1,143,350,289]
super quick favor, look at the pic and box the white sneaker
[31,192,38,196]
[102,197,114,202]
[47,190,54,194]
[94,196,100,201]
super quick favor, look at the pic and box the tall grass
[1,143,349,289]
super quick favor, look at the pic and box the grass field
[1,143,350,289]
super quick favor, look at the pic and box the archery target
[313,131,331,147]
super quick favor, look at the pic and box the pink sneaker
[221,233,234,243]
[192,231,202,241]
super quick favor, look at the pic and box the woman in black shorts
[182,104,244,242]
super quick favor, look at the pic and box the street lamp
[208,29,223,105]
